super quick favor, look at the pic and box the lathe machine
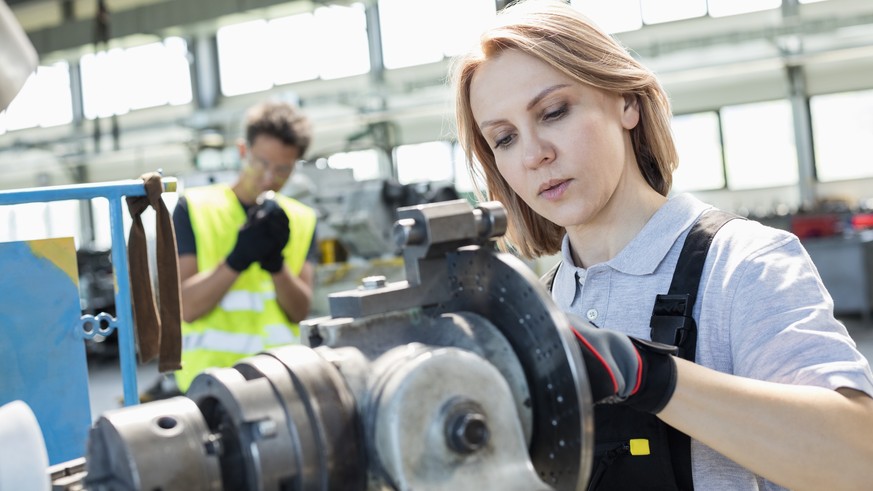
[50,199,595,490]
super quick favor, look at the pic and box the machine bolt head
[255,419,278,439]
[204,434,223,456]
[447,411,490,454]
[361,275,387,290]
[393,218,424,249]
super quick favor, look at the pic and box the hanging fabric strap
[126,172,182,372]
[650,209,740,491]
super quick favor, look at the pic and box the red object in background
[791,214,840,239]
[852,213,873,230]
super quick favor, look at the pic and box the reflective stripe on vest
[219,290,277,312]
[182,324,298,354]
[183,329,264,354]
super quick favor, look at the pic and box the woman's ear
[621,95,640,130]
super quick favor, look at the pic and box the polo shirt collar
[552,193,709,305]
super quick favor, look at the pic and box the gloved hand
[256,198,290,273]
[568,313,678,414]
[225,196,289,273]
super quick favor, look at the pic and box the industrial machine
[42,199,593,490]
[288,162,468,318]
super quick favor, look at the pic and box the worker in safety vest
[169,100,318,393]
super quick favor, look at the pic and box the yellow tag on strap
[630,438,651,456]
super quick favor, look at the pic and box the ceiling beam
[24,0,312,56]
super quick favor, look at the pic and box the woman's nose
[521,133,555,170]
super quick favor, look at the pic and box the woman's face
[469,49,640,229]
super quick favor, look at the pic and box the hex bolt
[447,411,490,454]
[204,434,223,456]
[255,419,277,439]
[393,218,424,249]
[361,275,387,290]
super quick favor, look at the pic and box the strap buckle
[650,294,697,361]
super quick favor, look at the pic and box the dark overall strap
[650,209,740,490]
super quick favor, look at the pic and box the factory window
[810,89,873,182]
[641,0,706,24]
[453,144,468,192]
[378,0,496,69]
[271,14,320,85]
[453,143,491,200]
[707,0,782,18]
[80,37,192,119]
[720,99,798,190]
[395,141,453,184]
[328,149,382,181]
[216,20,273,96]
[671,111,726,192]
[313,4,371,80]
[442,0,497,57]
[574,0,784,28]
[0,201,79,244]
[1,61,73,132]
[570,0,642,34]
[217,4,369,97]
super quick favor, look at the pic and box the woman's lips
[538,179,570,200]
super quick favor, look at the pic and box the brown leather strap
[126,172,182,372]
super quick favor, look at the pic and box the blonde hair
[451,0,677,258]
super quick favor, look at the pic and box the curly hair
[244,100,313,158]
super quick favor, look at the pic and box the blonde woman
[451,1,873,489]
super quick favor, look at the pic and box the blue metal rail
[0,177,177,407]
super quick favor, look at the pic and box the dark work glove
[259,243,286,273]
[225,196,289,273]
[258,202,290,274]
[568,313,678,414]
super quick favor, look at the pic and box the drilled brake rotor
[437,246,594,491]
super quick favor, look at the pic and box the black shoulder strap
[650,209,739,491]
[650,209,739,362]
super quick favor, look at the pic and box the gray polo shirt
[552,193,873,490]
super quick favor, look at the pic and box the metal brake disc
[436,246,594,491]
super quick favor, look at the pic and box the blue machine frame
[0,178,176,462]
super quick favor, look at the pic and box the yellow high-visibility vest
[175,184,316,391]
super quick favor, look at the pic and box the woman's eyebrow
[478,84,570,131]
[527,84,569,111]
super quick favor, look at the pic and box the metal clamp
[77,312,117,341]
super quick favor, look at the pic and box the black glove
[225,198,289,273]
[568,313,678,414]
[257,199,290,273]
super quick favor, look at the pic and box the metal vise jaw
[327,199,507,318]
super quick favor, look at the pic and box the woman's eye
[544,104,568,121]
[495,134,514,149]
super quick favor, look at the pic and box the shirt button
[586,309,598,321]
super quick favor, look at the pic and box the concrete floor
[85,314,873,419]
